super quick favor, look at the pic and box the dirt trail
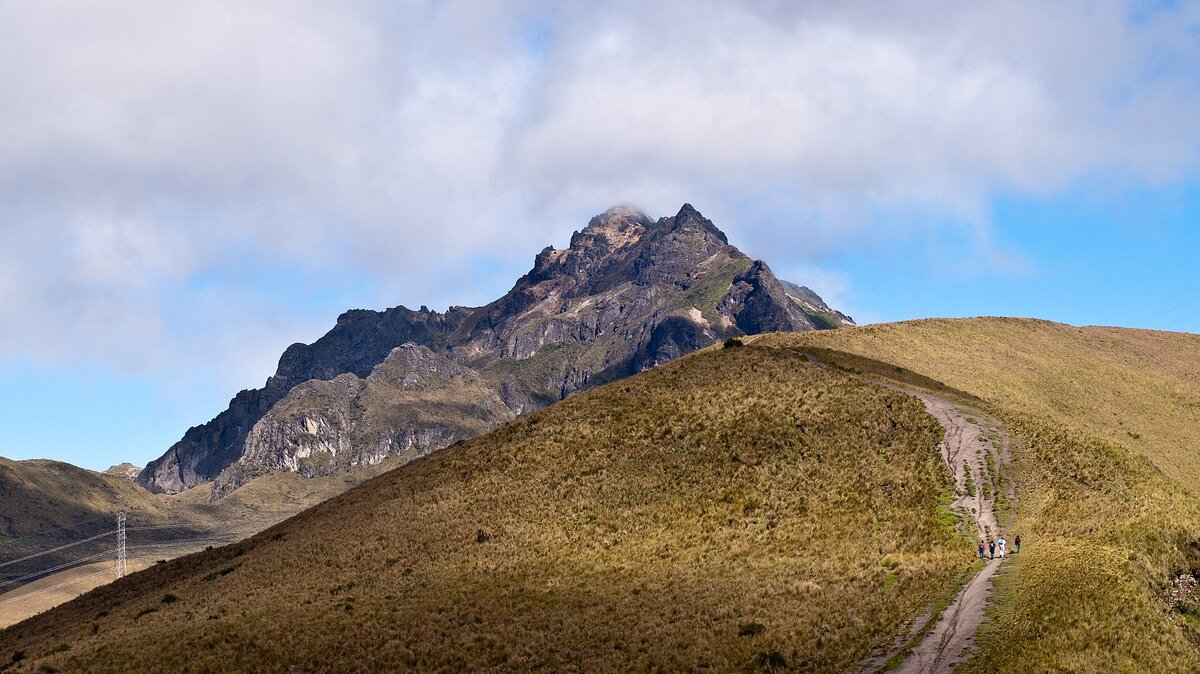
[888,393,1014,674]
[773,346,1016,671]
[753,342,1017,666]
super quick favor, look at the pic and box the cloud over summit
[1,0,1198,387]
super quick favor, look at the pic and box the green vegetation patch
[675,258,753,320]
[797,307,845,330]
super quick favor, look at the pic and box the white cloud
[512,2,1200,213]
[0,0,1198,390]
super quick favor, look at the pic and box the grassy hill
[0,344,971,672]
[0,456,405,624]
[0,458,165,541]
[757,319,1200,670]
[6,317,1199,672]
[774,318,1200,493]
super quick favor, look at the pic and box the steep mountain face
[137,307,465,493]
[210,344,514,498]
[137,204,853,496]
[778,279,854,329]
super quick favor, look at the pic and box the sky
[2,1,1199,470]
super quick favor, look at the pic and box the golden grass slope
[961,411,1200,671]
[0,458,400,556]
[755,319,1200,670]
[0,459,164,541]
[767,317,1200,493]
[0,345,971,673]
[1,457,406,628]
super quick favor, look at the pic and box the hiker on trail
[998,536,1006,558]
[978,540,986,559]
[988,539,995,559]
[1015,534,1022,553]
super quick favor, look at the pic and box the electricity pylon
[116,512,127,579]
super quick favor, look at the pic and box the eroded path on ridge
[887,392,1015,674]
[765,346,1016,671]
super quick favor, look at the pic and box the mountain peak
[571,206,653,250]
[103,462,141,481]
[138,204,850,496]
[597,204,649,220]
[654,202,728,245]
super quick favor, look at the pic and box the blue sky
[811,184,1200,330]
[2,1,1200,470]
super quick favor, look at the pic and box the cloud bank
[2,0,1198,388]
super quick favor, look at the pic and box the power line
[3,525,258,574]
[123,523,193,532]
[0,569,113,608]
[1165,304,1200,333]
[128,536,242,549]
[0,550,113,588]
[125,523,233,532]
[3,520,261,567]
[0,535,243,595]
[124,519,264,532]
[0,530,117,569]
[0,514,268,598]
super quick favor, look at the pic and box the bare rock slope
[210,344,514,498]
[138,204,852,496]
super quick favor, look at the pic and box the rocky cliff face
[136,307,464,493]
[138,204,854,497]
[210,343,514,497]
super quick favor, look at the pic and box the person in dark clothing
[978,540,986,559]
[1015,534,1022,553]
[988,539,996,559]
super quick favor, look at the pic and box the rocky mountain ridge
[138,204,852,497]
[102,463,141,481]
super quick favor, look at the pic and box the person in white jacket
[998,536,1006,558]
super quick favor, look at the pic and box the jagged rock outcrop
[137,307,464,493]
[210,344,514,497]
[778,279,855,329]
[722,260,816,334]
[102,463,141,481]
[138,204,854,497]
